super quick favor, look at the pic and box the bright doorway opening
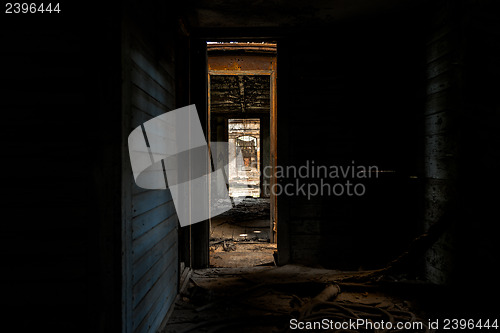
[228,118,261,198]
[207,41,278,267]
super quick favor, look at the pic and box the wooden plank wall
[422,0,461,285]
[423,0,500,289]
[122,13,179,333]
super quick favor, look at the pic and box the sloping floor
[162,265,443,333]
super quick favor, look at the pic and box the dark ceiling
[182,0,425,28]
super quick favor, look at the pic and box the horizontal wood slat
[132,214,177,264]
[132,200,176,240]
[132,229,177,307]
[124,27,178,333]
[132,190,172,217]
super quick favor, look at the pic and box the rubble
[163,265,431,333]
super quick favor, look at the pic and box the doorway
[207,42,277,267]
[228,118,261,197]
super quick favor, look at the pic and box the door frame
[207,52,278,243]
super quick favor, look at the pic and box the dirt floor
[210,197,274,268]
[166,202,495,333]
[181,199,433,332]
[210,242,277,268]
[162,265,434,333]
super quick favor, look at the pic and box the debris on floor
[210,241,277,267]
[210,218,270,242]
[212,197,270,223]
[162,265,433,333]
[210,197,273,268]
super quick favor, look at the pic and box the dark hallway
[2,0,500,332]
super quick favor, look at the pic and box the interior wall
[422,0,500,291]
[188,39,210,269]
[277,11,425,269]
[121,3,179,332]
[422,0,462,285]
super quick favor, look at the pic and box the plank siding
[132,201,176,240]
[132,255,177,331]
[134,260,178,333]
[423,1,461,285]
[132,89,174,121]
[132,190,172,218]
[122,13,178,333]
[133,235,177,309]
[133,225,178,286]
[132,66,175,109]
[132,216,178,264]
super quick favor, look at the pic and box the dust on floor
[210,242,277,268]
[163,265,433,333]
[210,197,274,268]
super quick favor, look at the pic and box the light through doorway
[207,42,277,267]
[228,118,261,198]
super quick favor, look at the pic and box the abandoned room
[2,0,500,332]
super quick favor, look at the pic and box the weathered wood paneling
[132,201,176,239]
[132,190,172,218]
[122,14,178,333]
[132,216,177,263]
[422,0,461,285]
[132,223,178,286]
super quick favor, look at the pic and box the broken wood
[294,284,341,319]
[313,284,341,303]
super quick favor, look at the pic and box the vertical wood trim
[270,59,278,244]
[190,39,210,269]
[276,40,290,264]
[207,60,277,244]
[207,73,212,224]
[207,51,278,245]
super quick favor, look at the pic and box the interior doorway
[207,42,277,267]
[228,118,261,198]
